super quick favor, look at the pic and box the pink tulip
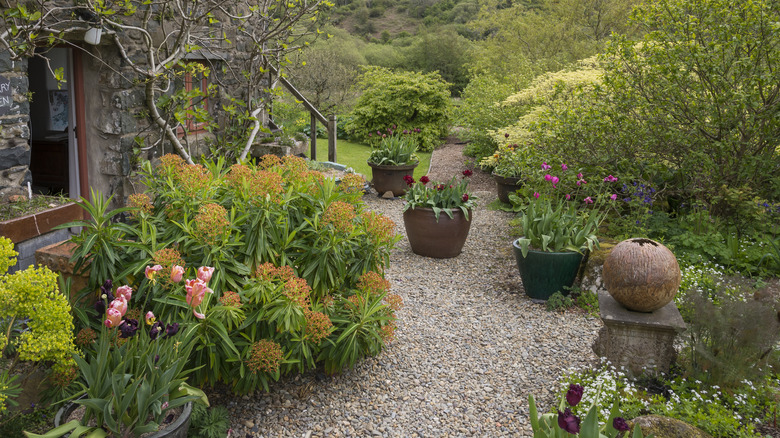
[109,297,127,317]
[197,266,215,283]
[610,194,618,201]
[193,309,206,320]
[534,192,540,199]
[116,285,133,302]
[145,311,156,325]
[145,265,163,282]
[185,279,212,308]
[170,265,185,283]
[584,197,594,204]
[105,308,122,328]
[544,174,552,181]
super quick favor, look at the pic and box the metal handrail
[267,64,337,162]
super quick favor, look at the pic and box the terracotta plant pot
[403,207,472,258]
[493,173,522,204]
[512,239,585,300]
[603,238,681,312]
[55,399,193,438]
[368,161,418,196]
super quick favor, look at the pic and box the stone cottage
[0,1,330,205]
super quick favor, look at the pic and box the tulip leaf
[580,404,600,437]
[23,420,80,438]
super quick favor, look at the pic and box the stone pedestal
[35,240,92,301]
[593,292,686,377]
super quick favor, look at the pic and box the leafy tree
[347,67,451,151]
[402,28,473,95]
[602,0,780,200]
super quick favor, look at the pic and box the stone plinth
[35,240,92,301]
[593,292,686,377]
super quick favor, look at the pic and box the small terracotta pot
[493,174,522,204]
[368,161,418,196]
[403,207,472,258]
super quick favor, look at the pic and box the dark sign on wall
[0,75,11,116]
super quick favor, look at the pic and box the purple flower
[613,417,630,432]
[534,192,540,199]
[544,174,552,181]
[149,321,164,340]
[118,318,139,339]
[610,194,618,201]
[584,196,594,204]
[165,323,180,337]
[566,384,584,406]
[561,163,568,171]
[505,133,510,138]
[154,354,160,363]
[101,279,114,302]
[604,175,618,182]
[94,299,106,316]
[557,408,581,434]
[542,162,551,170]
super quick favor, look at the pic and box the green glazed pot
[512,238,584,300]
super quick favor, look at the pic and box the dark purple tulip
[118,318,139,338]
[613,417,630,432]
[566,384,584,407]
[154,354,160,363]
[149,321,164,340]
[165,323,180,337]
[94,299,106,316]
[557,408,580,434]
[101,279,114,302]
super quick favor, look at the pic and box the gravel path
[216,139,602,437]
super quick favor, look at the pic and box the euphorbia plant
[528,384,649,438]
[403,170,477,221]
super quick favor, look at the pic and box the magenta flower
[368,133,372,137]
[462,194,469,202]
[116,285,133,302]
[534,192,540,199]
[561,163,568,171]
[604,175,618,182]
[542,162,551,170]
[584,196,594,204]
[566,384,584,406]
[171,265,185,283]
[420,175,430,185]
[544,174,552,181]
[565,194,571,200]
[557,408,581,434]
[613,417,630,432]
[610,194,618,201]
[551,176,560,185]
[577,172,583,179]
[197,266,215,283]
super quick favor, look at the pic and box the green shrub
[68,155,402,393]
[347,67,451,152]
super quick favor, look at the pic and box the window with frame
[175,61,212,136]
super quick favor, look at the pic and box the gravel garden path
[217,138,603,437]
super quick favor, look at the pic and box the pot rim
[366,160,419,170]
[512,237,586,255]
[492,172,523,180]
[55,396,193,437]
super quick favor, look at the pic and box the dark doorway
[27,48,81,198]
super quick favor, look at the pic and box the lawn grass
[306,138,432,179]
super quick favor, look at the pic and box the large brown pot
[368,161,418,196]
[602,238,681,312]
[403,207,472,258]
[493,173,522,204]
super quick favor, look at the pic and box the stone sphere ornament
[603,238,681,312]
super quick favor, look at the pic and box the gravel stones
[214,141,602,437]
